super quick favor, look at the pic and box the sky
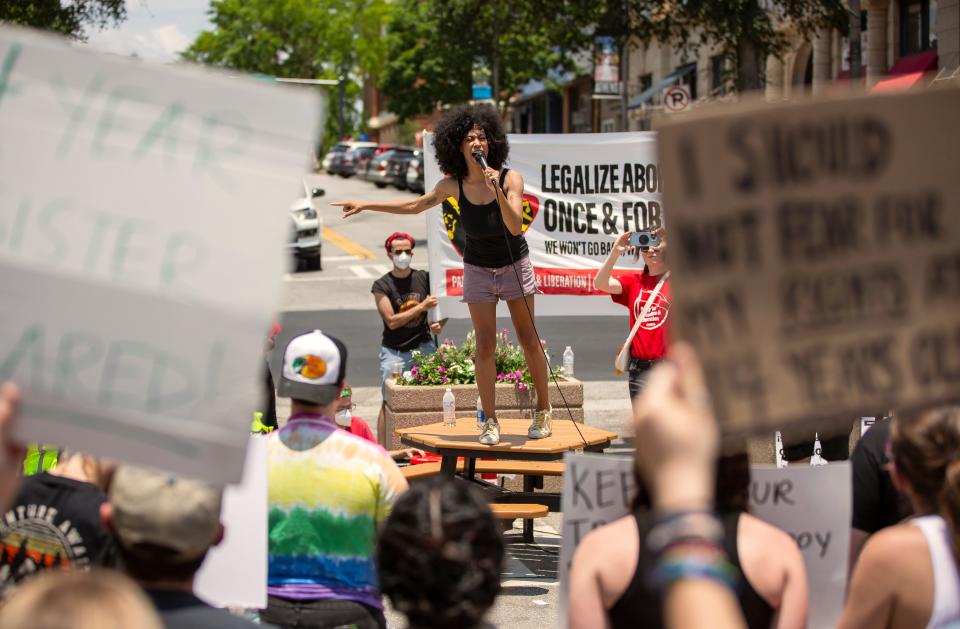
[83,0,212,62]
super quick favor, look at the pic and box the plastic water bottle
[442,388,456,428]
[562,346,575,377]
[476,396,486,432]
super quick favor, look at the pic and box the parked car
[365,148,407,188]
[289,186,325,271]
[357,144,401,182]
[323,141,376,174]
[389,149,421,190]
[335,145,377,178]
[406,153,424,193]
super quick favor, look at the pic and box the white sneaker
[528,407,552,439]
[479,419,500,445]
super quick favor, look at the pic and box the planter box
[382,377,584,451]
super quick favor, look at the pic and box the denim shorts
[379,338,437,394]
[462,255,538,304]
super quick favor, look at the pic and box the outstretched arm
[334,179,456,218]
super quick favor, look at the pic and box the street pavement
[275,171,634,628]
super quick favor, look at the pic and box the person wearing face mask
[372,232,444,443]
[335,385,424,461]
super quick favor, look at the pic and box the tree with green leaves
[380,0,604,120]
[182,0,393,147]
[0,0,126,39]
[618,0,849,91]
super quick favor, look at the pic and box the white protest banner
[658,88,960,438]
[196,436,268,609]
[424,132,662,318]
[0,27,320,483]
[558,452,636,620]
[750,463,851,629]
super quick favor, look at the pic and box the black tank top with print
[458,169,528,268]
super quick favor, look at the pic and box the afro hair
[432,104,509,179]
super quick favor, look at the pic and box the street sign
[663,85,691,112]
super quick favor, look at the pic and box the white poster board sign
[196,436,268,609]
[750,463,851,629]
[558,452,636,619]
[0,27,320,483]
[424,132,663,318]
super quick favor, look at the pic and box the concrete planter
[382,377,584,450]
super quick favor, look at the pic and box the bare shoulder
[434,177,458,197]
[740,513,799,552]
[577,515,636,557]
[504,168,524,190]
[859,523,927,568]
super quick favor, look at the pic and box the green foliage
[0,0,126,40]
[617,0,849,90]
[181,0,393,144]
[401,330,563,389]
[381,0,604,120]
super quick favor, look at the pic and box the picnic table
[397,417,617,513]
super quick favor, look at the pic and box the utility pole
[849,0,862,81]
[338,75,346,140]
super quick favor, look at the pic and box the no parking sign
[663,85,690,112]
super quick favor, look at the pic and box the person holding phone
[593,226,671,399]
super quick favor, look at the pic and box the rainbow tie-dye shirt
[266,414,408,608]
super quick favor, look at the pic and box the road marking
[322,226,376,260]
[323,255,358,262]
[371,264,390,275]
[349,265,374,278]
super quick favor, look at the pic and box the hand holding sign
[633,343,718,512]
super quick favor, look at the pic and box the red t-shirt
[347,416,377,444]
[610,271,671,360]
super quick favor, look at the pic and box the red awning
[872,71,926,92]
[886,50,938,76]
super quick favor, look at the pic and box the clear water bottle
[442,388,456,428]
[562,346,575,377]
[476,396,486,432]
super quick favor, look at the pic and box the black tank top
[608,511,775,629]
[458,170,528,268]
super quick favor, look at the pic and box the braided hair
[377,479,504,629]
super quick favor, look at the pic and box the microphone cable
[476,152,588,449]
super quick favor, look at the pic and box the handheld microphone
[472,150,489,171]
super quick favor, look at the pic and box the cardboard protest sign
[424,132,663,318]
[658,87,960,437]
[196,436,268,609]
[750,464,851,629]
[558,452,636,619]
[0,27,320,483]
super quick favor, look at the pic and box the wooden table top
[396,417,617,455]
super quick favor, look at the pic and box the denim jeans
[379,338,437,394]
[261,596,386,629]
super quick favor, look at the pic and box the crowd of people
[0,103,956,629]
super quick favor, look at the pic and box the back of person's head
[276,330,348,412]
[890,405,960,560]
[378,479,504,629]
[633,450,749,513]
[52,450,114,491]
[0,568,162,629]
[105,465,223,584]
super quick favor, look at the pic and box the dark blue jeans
[261,596,386,629]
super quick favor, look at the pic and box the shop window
[901,0,935,55]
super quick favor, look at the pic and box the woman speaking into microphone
[333,105,550,446]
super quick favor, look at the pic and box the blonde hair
[0,569,162,629]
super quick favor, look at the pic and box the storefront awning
[871,71,926,92]
[628,64,697,110]
[887,50,938,76]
